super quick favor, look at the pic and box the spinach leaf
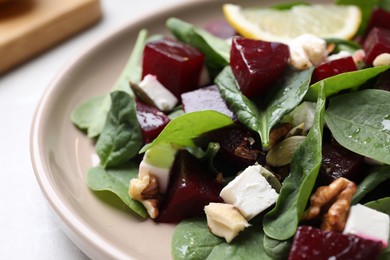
[336,0,379,35]
[365,197,390,259]
[263,86,325,240]
[305,66,390,101]
[352,166,390,204]
[172,217,272,260]
[87,163,147,218]
[263,234,292,260]
[96,91,143,167]
[215,66,313,149]
[166,18,230,78]
[380,0,390,11]
[71,29,147,137]
[325,38,361,54]
[325,89,390,165]
[271,1,309,10]
[140,110,233,153]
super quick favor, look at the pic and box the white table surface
[0,0,184,259]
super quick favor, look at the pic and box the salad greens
[70,0,390,259]
[263,86,325,240]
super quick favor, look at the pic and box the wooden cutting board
[0,0,102,74]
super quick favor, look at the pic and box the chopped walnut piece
[303,177,357,232]
[129,174,160,219]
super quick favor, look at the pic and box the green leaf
[171,218,272,260]
[271,1,309,10]
[263,234,292,260]
[305,66,390,101]
[140,110,233,153]
[215,66,313,148]
[263,86,325,240]
[71,29,148,137]
[352,166,390,204]
[336,0,380,35]
[96,91,143,167]
[87,163,147,218]
[325,89,390,165]
[380,0,390,11]
[70,95,110,138]
[166,18,230,78]
[325,38,362,54]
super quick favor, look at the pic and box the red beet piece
[230,36,289,98]
[311,56,357,84]
[288,226,383,260]
[155,150,223,223]
[203,19,237,39]
[136,101,170,144]
[363,27,390,65]
[142,38,205,99]
[319,141,365,185]
[181,85,235,119]
[364,8,390,39]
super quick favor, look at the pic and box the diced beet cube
[230,36,289,98]
[288,226,383,260]
[374,69,390,91]
[363,27,390,65]
[364,8,390,39]
[196,125,263,175]
[155,150,223,223]
[181,85,235,119]
[142,38,205,99]
[136,101,170,144]
[311,56,357,84]
[319,142,365,185]
[203,19,237,39]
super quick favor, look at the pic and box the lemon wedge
[223,4,362,43]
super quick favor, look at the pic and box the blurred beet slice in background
[363,8,390,40]
[311,56,357,84]
[288,226,383,260]
[142,38,205,99]
[230,36,289,98]
[203,19,237,39]
[155,150,223,223]
[363,27,390,65]
[318,141,365,185]
[136,101,170,144]
[181,85,235,119]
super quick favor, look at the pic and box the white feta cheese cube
[343,204,390,247]
[138,74,178,112]
[220,165,279,220]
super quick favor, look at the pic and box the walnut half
[129,174,160,219]
[303,177,357,232]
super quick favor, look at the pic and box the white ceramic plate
[30,0,325,259]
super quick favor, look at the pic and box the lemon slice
[223,4,362,43]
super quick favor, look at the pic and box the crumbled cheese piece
[373,53,390,67]
[204,203,250,243]
[138,74,178,112]
[138,160,171,193]
[327,50,351,61]
[288,34,328,70]
[343,204,390,247]
[220,165,279,220]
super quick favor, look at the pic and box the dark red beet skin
[374,69,390,91]
[155,150,223,223]
[363,8,390,39]
[288,226,383,260]
[181,85,235,119]
[136,101,170,144]
[230,36,289,98]
[311,56,357,84]
[319,141,365,185]
[142,38,205,99]
[363,27,390,65]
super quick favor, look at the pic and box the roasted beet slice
[203,19,237,39]
[288,226,383,260]
[363,8,390,39]
[363,27,390,65]
[155,150,223,223]
[196,125,263,175]
[142,38,205,99]
[318,142,365,185]
[136,101,170,144]
[230,36,289,98]
[181,85,235,119]
[311,56,357,84]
